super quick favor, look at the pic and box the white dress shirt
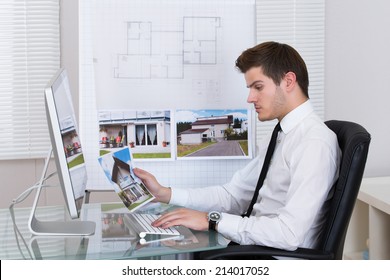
[170,100,341,250]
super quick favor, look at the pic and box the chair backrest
[318,120,371,259]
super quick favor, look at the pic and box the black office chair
[200,120,371,260]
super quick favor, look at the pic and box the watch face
[209,211,221,222]
[208,211,221,231]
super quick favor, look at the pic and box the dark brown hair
[235,41,309,98]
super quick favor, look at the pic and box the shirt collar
[280,100,314,134]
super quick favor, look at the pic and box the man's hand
[152,208,209,231]
[133,168,171,203]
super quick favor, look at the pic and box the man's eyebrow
[247,80,263,88]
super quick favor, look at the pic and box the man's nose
[247,89,256,103]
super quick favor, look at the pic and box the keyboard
[125,213,180,238]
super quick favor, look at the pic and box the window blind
[255,0,325,141]
[0,0,60,160]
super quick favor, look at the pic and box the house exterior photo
[180,115,233,145]
[111,156,149,206]
[99,110,171,150]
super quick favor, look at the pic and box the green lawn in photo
[67,153,85,169]
[177,142,215,157]
[100,149,170,159]
[132,153,171,159]
[239,140,248,155]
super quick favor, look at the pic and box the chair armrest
[199,245,334,260]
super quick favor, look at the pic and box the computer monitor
[28,68,95,236]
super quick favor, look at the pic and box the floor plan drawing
[113,17,221,79]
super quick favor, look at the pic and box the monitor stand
[29,235,89,260]
[28,148,95,236]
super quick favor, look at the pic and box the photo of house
[98,110,172,159]
[176,109,251,158]
[98,147,155,212]
[111,156,151,207]
[180,115,233,145]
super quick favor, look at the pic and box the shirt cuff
[217,212,242,242]
[169,187,190,207]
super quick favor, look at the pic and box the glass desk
[0,203,228,260]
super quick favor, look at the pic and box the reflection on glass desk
[0,203,228,260]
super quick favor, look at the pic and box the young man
[134,41,341,251]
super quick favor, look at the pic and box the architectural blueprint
[92,0,255,109]
[115,17,221,79]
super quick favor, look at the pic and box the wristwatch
[207,211,222,231]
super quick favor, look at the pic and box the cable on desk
[8,171,57,259]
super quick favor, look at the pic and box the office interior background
[0,0,389,253]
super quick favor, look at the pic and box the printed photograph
[176,109,252,159]
[98,147,155,212]
[98,110,173,160]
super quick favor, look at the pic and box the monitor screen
[44,68,88,219]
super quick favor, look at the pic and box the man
[134,41,341,251]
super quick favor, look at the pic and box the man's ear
[284,71,297,92]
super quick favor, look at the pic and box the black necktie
[243,122,281,217]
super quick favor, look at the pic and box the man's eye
[255,86,263,91]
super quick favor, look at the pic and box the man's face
[245,67,286,122]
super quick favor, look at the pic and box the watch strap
[209,219,217,231]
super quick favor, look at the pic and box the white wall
[60,0,79,120]
[0,0,389,209]
[325,0,390,177]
